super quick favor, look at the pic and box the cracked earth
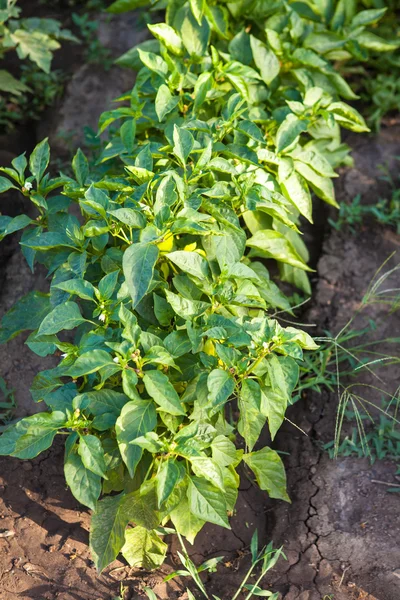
[0,124,400,598]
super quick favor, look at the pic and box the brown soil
[0,13,400,598]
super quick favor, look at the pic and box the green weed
[0,378,15,430]
[71,12,113,68]
[299,256,400,460]
[329,159,400,234]
[144,530,283,600]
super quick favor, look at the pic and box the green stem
[243,565,268,600]
[231,561,257,600]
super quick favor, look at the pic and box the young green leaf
[207,369,235,415]
[64,450,101,511]
[67,350,116,378]
[115,399,157,477]
[121,526,167,570]
[238,379,265,451]
[148,23,183,56]
[156,460,180,507]
[90,493,128,571]
[188,476,230,529]
[250,36,280,85]
[143,370,185,416]
[29,138,50,184]
[170,495,205,543]
[78,435,107,478]
[243,447,290,503]
[155,85,180,122]
[123,243,159,309]
[173,125,194,167]
[38,302,86,336]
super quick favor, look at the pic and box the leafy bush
[0,0,390,574]
[0,65,66,130]
[0,0,77,129]
[341,1,400,130]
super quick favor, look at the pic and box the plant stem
[231,561,257,600]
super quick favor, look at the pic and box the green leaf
[67,350,115,377]
[138,49,168,78]
[121,527,167,570]
[53,279,95,301]
[174,4,210,59]
[124,488,160,529]
[328,101,369,133]
[107,0,148,12]
[10,29,58,73]
[72,148,89,186]
[155,84,180,122]
[0,70,30,95]
[77,389,128,417]
[193,72,213,112]
[357,31,398,52]
[293,160,337,207]
[120,118,136,152]
[250,35,280,85]
[148,23,183,55]
[276,114,308,154]
[157,460,180,507]
[143,370,185,416]
[123,243,159,309]
[165,290,210,319]
[108,208,146,229]
[190,456,225,491]
[38,301,86,336]
[351,8,386,27]
[90,493,128,571]
[167,250,209,280]
[29,138,50,183]
[78,435,107,478]
[260,385,287,441]
[207,369,235,415]
[26,332,57,357]
[12,412,66,459]
[0,214,31,242]
[0,412,61,457]
[173,125,194,167]
[278,158,313,222]
[188,476,230,529]
[189,0,204,24]
[206,4,229,38]
[21,232,77,250]
[247,230,312,271]
[211,435,239,467]
[243,447,290,502]
[170,495,205,543]
[115,399,157,477]
[238,379,265,451]
[0,291,48,342]
[0,176,16,193]
[64,450,101,511]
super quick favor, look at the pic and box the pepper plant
[0,0,387,573]
[0,0,78,129]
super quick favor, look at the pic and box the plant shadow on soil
[1,12,400,595]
